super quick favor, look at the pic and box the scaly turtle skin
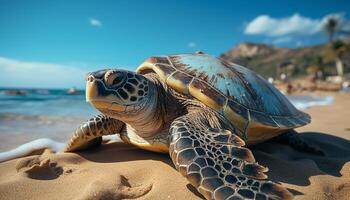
[65,52,322,200]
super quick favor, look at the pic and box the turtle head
[85,69,153,120]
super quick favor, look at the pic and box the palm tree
[324,40,347,76]
[322,16,349,76]
[323,16,341,43]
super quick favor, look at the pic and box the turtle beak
[85,73,125,111]
[85,74,98,102]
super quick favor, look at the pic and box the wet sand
[0,92,349,200]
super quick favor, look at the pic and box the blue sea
[0,88,334,152]
[0,88,98,151]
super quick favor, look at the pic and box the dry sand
[0,93,349,200]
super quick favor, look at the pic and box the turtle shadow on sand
[76,131,350,198]
[75,142,174,165]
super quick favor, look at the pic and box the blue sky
[0,0,349,88]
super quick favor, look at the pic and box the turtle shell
[136,53,310,144]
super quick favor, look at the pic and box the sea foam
[0,136,121,163]
[287,95,335,110]
[0,138,65,163]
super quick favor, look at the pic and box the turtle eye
[104,71,125,88]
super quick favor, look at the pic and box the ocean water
[0,88,98,151]
[0,88,334,152]
[288,95,335,110]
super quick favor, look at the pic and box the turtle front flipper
[169,111,293,200]
[64,114,125,152]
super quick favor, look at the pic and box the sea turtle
[64,52,321,200]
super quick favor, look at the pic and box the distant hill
[220,42,350,78]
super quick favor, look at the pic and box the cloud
[89,18,102,27]
[188,42,196,48]
[296,41,304,47]
[272,36,292,44]
[341,20,350,31]
[244,13,342,36]
[0,57,89,89]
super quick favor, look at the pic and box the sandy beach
[0,92,349,200]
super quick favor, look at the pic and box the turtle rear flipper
[64,115,125,152]
[275,130,324,156]
[169,110,293,200]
